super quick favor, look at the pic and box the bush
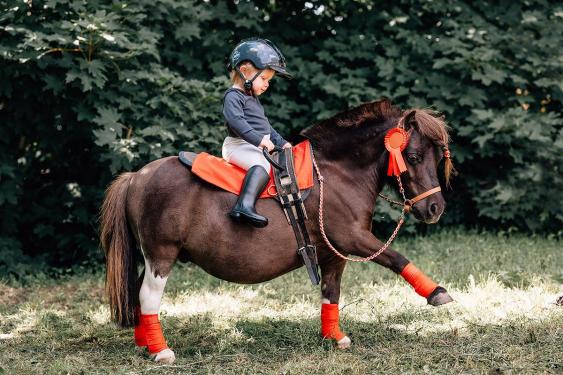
[0,0,561,269]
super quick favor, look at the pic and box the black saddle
[178,151,197,168]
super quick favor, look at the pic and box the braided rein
[311,152,408,262]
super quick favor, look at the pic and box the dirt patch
[0,283,27,305]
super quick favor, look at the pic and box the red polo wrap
[321,303,346,341]
[400,263,438,298]
[135,314,169,354]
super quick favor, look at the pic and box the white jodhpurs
[222,136,272,173]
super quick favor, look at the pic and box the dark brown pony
[100,98,454,363]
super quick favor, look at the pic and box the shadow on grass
[1,306,561,373]
[164,311,561,372]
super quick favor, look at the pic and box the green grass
[0,230,561,374]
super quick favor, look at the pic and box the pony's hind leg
[319,257,351,349]
[136,246,178,364]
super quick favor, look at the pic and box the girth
[270,148,320,285]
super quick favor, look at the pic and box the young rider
[222,38,293,228]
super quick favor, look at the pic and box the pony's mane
[319,98,402,128]
[306,98,450,146]
[302,98,455,185]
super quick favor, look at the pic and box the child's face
[240,64,275,96]
[251,69,275,96]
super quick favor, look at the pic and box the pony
[100,98,455,363]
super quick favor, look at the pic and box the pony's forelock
[405,108,455,186]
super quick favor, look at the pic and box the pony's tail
[100,172,137,327]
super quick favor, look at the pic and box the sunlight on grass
[0,307,39,340]
[86,305,111,325]
[158,274,561,341]
[0,307,68,341]
[0,231,560,374]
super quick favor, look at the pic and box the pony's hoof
[151,348,176,364]
[336,335,351,349]
[427,286,454,306]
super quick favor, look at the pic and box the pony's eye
[407,153,422,164]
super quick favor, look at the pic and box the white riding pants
[222,135,271,173]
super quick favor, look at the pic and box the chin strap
[236,67,262,96]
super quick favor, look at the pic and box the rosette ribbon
[384,128,409,176]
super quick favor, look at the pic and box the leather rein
[310,119,447,262]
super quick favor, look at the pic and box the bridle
[311,115,450,262]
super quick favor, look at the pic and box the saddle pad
[191,140,314,199]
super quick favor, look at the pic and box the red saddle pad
[191,140,314,199]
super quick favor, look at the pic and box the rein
[310,126,444,262]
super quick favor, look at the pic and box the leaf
[93,107,121,127]
[473,133,494,148]
[472,109,494,120]
[93,127,117,147]
[174,23,201,42]
[42,75,64,94]
[82,59,107,89]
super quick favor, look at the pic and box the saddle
[178,140,314,200]
[178,140,320,285]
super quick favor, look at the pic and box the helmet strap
[236,67,262,96]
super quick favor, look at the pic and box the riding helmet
[226,38,292,79]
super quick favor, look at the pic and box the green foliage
[0,0,561,269]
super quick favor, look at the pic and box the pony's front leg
[319,256,351,349]
[349,230,453,306]
[136,256,176,364]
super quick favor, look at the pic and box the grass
[0,230,561,374]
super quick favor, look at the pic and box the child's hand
[259,136,275,152]
[282,142,292,149]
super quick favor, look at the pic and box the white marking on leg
[151,348,176,364]
[321,298,331,304]
[139,257,168,314]
[337,335,351,349]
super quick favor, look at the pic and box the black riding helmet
[226,38,292,94]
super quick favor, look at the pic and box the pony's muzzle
[425,199,445,224]
[411,198,445,224]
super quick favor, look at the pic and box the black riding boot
[229,165,270,228]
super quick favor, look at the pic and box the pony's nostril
[429,203,438,215]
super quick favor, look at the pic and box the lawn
[0,230,561,374]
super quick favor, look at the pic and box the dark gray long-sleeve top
[222,88,287,148]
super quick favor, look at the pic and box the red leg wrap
[134,307,147,347]
[321,303,346,341]
[400,262,438,298]
[139,314,168,354]
[134,323,147,347]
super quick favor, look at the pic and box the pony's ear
[403,110,417,130]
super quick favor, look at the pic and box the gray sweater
[222,88,287,148]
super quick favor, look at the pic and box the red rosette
[384,128,409,176]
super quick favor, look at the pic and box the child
[222,38,293,228]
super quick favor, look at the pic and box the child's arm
[223,93,264,147]
[269,127,291,149]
